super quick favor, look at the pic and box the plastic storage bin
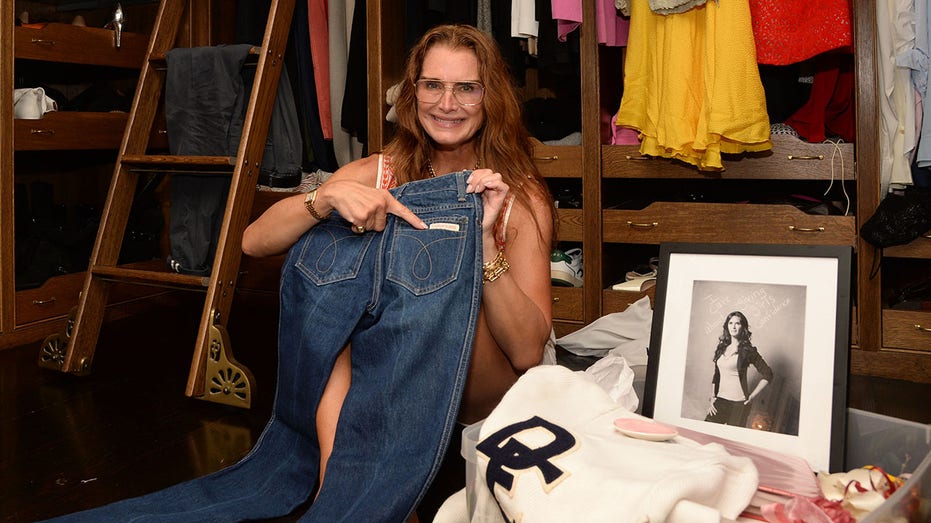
[461,419,484,518]
[847,409,931,523]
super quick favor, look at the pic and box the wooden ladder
[36,0,296,409]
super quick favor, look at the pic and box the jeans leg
[44,217,378,523]
[303,172,483,522]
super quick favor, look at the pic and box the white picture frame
[642,243,852,473]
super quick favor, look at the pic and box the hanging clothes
[308,0,332,140]
[553,0,630,47]
[748,0,853,66]
[783,52,855,143]
[877,0,919,192]
[615,0,771,171]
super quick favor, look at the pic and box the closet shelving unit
[367,0,929,381]
[1,2,154,348]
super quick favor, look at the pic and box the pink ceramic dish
[613,418,678,442]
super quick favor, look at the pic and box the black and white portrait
[679,281,805,436]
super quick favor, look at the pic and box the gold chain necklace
[426,158,481,178]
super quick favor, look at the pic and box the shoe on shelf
[554,188,582,209]
[625,256,659,281]
[551,248,583,287]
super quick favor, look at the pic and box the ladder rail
[47,0,296,409]
[62,0,187,373]
[187,0,296,397]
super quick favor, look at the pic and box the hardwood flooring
[1,293,929,522]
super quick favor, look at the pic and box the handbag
[860,188,931,248]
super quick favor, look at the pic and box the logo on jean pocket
[294,221,373,285]
[387,215,470,295]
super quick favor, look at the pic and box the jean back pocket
[386,215,471,296]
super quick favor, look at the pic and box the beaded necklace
[426,158,481,178]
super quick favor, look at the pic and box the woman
[243,24,555,518]
[705,311,773,427]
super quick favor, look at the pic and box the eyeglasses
[414,79,485,106]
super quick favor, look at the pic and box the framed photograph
[642,243,852,473]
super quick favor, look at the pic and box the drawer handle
[917,324,931,333]
[535,155,559,161]
[627,221,659,229]
[552,297,560,303]
[788,225,825,233]
[787,155,824,161]
[625,155,652,161]
[30,38,56,46]
[30,129,55,135]
[32,297,57,306]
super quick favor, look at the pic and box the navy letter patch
[475,416,577,495]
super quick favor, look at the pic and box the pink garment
[761,496,856,523]
[553,0,629,46]
[308,0,332,139]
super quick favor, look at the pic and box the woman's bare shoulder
[331,153,380,185]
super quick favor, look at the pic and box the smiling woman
[239,23,558,522]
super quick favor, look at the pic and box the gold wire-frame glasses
[414,79,485,106]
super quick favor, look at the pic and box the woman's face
[416,45,485,151]
[727,316,743,337]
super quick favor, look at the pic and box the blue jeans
[46,171,483,522]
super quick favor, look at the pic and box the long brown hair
[384,24,556,244]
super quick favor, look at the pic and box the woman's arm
[242,155,426,258]
[468,171,553,371]
[744,348,774,404]
[745,379,770,404]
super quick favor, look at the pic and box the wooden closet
[0,0,236,350]
[365,0,931,383]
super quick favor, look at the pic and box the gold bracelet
[482,250,510,282]
[303,189,330,221]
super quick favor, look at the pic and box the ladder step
[149,46,262,69]
[121,154,235,175]
[91,265,210,289]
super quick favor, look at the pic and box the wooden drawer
[532,144,582,179]
[551,287,582,321]
[603,202,856,246]
[883,309,931,352]
[15,23,148,68]
[15,273,84,326]
[16,112,129,150]
[601,134,854,180]
[603,288,655,314]
[884,232,931,259]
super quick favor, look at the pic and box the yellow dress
[616,0,772,171]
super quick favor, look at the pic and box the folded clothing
[466,365,759,522]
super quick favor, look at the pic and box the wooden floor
[2,293,930,522]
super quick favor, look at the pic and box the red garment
[749,0,853,66]
[308,0,332,139]
[784,52,855,143]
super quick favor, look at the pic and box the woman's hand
[465,168,509,242]
[319,178,426,233]
[707,397,718,417]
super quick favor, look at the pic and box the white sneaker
[551,248,583,287]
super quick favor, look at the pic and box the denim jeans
[45,171,483,522]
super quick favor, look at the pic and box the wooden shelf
[602,134,855,180]
[15,23,148,68]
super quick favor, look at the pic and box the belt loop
[456,170,469,202]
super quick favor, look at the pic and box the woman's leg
[316,345,352,491]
